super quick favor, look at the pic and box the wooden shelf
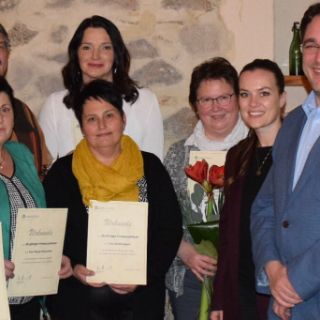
[285,75,311,92]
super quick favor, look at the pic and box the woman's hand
[58,255,73,279]
[210,310,223,320]
[109,284,138,295]
[73,264,105,288]
[4,260,14,280]
[178,239,217,281]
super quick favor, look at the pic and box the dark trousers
[10,298,40,320]
[168,269,201,320]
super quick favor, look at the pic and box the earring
[114,67,117,75]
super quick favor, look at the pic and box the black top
[43,151,182,320]
[238,146,272,318]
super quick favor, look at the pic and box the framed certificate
[7,208,67,297]
[87,200,148,285]
[0,223,10,320]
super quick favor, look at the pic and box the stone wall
[1,0,273,151]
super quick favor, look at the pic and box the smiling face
[0,91,14,147]
[77,27,115,84]
[302,15,320,103]
[239,69,285,139]
[81,97,125,161]
[195,79,239,140]
[0,33,9,77]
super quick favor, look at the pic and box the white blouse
[39,87,164,161]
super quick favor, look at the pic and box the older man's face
[0,33,9,76]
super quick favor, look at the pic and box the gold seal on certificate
[0,223,10,320]
[87,200,148,285]
[7,208,67,297]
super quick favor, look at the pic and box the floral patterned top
[164,139,200,295]
[165,128,248,295]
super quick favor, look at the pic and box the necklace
[0,149,5,171]
[256,148,272,176]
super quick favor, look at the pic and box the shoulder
[44,154,74,186]
[227,137,251,159]
[166,139,187,156]
[283,105,304,122]
[136,87,157,99]
[276,106,305,140]
[48,89,68,100]
[44,90,68,106]
[40,90,69,119]
[164,139,189,176]
[142,151,167,176]
[134,87,158,106]
[142,151,162,167]
[5,141,33,161]
[49,153,73,173]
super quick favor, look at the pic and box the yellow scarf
[72,135,143,206]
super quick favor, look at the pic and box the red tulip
[185,159,208,185]
[209,165,224,188]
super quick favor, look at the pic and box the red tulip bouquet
[185,159,224,320]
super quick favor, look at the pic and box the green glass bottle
[289,21,303,75]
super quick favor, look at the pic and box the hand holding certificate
[0,223,10,320]
[7,208,67,297]
[87,200,148,285]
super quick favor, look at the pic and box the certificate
[7,208,67,297]
[87,200,148,285]
[0,223,10,320]
[189,150,226,167]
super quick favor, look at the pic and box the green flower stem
[198,275,213,320]
[206,195,214,221]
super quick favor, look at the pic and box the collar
[302,91,320,117]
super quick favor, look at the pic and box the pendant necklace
[0,149,5,171]
[256,148,272,176]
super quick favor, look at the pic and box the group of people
[1,2,320,320]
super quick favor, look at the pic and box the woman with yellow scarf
[43,79,182,320]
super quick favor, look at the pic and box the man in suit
[0,23,51,178]
[251,3,320,319]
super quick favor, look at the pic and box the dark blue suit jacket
[251,104,320,319]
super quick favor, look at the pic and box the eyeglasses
[196,93,234,108]
[301,41,320,55]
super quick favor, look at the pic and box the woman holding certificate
[43,79,182,320]
[211,59,285,320]
[0,77,72,320]
[165,57,248,319]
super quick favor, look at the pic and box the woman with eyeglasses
[164,57,248,320]
[211,59,286,320]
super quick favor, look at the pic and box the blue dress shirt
[293,91,320,189]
